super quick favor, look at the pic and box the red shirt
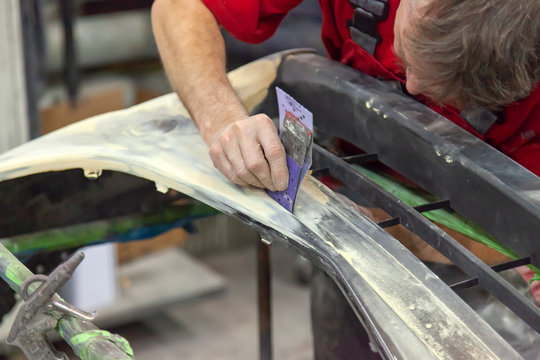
[202,0,540,176]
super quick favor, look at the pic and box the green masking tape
[353,165,540,281]
[69,329,134,359]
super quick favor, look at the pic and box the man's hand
[208,114,289,191]
[152,0,288,191]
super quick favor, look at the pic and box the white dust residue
[299,178,329,204]
[294,181,501,360]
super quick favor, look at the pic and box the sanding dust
[299,177,329,204]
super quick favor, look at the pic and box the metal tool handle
[16,334,67,360]
[1,245,133,360]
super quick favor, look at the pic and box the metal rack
[255,52,540,359]
[311,145,540,331]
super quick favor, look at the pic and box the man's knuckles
[235,165,252,179]
[264,144,285,161]
[230,175,246,184]
[231,121,249,136]
[245,157,267,173]
[232,115,273,135]
[208,143,222,159]
[252,113,273,123]
[218,129,234,145]
[221,165,245,184]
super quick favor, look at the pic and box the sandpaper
[266,88,313,212]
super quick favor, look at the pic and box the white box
[60,243,119,311]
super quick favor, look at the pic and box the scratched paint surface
[0,53,521,359]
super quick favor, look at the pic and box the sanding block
[266,88,313,212]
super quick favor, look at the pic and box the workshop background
[0,0,325,359]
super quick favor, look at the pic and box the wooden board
[117,228,188,264]
[0,51,520,359]
[40,79,135,134]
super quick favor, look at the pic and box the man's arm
[151,0,288,192]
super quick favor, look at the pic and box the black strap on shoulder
[460,108,502,135]
[348,0,389,55]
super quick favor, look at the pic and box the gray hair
[406,0,540,110]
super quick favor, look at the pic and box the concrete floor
[96,246,313,360]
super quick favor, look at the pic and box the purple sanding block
[266,88,313,212]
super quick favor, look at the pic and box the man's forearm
[151,0,247,144]
[152,0,289,191]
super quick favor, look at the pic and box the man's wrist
[198,108,248,145]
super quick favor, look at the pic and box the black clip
[350,0,389,21]
[348,0,388,55]
[460,108,500,135]
[353,7,379,35]
[349,26,380,55]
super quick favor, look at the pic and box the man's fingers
[238,132,276,191]
[221,136,265,188]
[208,114,289,191]
[209,143,248,186]
[258,128,289,191]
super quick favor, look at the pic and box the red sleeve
[496,85,540,177]
[201,0,303,44]
[509,138,540,178]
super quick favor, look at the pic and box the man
[152,0,540,357]
[152,0,539,184]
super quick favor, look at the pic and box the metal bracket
[257,239,273,360]
[7,251,96,360]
